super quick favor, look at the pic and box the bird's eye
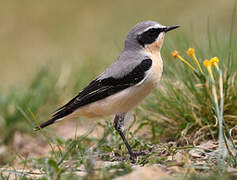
[136,28,160,47]
[148,28,157,36]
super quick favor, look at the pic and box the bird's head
[124,20,179,52]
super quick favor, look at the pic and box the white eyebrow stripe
[143,24,166,33]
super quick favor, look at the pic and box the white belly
[70,81,154,118]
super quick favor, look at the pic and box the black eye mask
[136,28,165,47]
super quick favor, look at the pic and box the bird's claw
[129,150,147,163]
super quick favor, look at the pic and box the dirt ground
[1,119,235,179]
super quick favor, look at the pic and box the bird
[35,20,179,162]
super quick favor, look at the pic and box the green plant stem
[28,109,55,154]
[57,124,96,166]
[223,121,237,166]
[216,70,225,170]
[211,81,224,171]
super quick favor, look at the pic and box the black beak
[164,25,180,33]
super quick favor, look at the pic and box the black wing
[35,59,152,130]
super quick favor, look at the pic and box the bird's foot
[129,150,147,163]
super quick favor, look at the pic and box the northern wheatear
[35,20,179,162]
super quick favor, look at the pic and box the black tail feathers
[34,118,57,131]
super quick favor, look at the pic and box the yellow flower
[187,48,195,56]
[172,50,179,58]
[210,57,219,64]
[203,59,214,81]
[203,59,211,67]
[171,50,195,71]
[210,57,219,70]
[187,48,203,73]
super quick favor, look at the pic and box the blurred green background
[1,0,236,87]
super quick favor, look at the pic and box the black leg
[113,113,137,163]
